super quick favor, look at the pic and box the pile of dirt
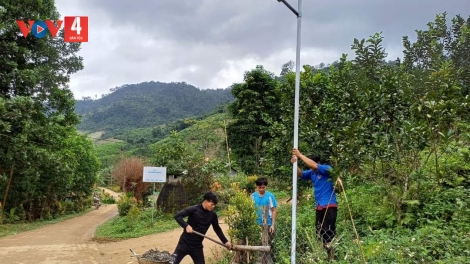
[141,248,171,262]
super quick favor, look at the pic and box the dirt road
[0,189,229,264]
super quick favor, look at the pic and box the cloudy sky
[54,0,470,99]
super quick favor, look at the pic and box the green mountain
[75,81,234,136]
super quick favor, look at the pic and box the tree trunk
[2,165,14,210]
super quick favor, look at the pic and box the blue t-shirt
[251,191,278,226]
[301,164,338,208]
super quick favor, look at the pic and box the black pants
[170,240,205,264]
[316,207,337,244]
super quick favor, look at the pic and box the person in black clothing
[170,192,231,264]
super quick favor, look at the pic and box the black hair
[255,177,268,186]
[309,155,322,163]
[203,192,218,204]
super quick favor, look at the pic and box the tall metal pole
[275,1,303,263]
[290,1,302,263]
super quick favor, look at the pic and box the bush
[244,175,258,193]
[101,192,117,204]
[225,188,261,245]
[267,176,292,192]
[112,157,151,201]
[126,205,142,229]
[118,194,138,216]
[271,193,470,263]
[215,174,248,191]
[63,200,76,214]
[357,226,470,263]
[214,188,237,212]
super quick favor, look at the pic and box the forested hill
[75,81,234,134]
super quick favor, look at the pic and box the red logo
[15,16,88,43]
[64,16,88,43]
[16,20,63,38]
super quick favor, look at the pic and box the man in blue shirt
[251,177,277,262]
[291,148,337,260]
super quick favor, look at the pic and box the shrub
[101,192,117,204]
[213,174,248,190]
[112,157,151,201]
[126,205,141,229]
[211,181,223,192]
[118,194,138,216]
[225,188,261,245]
[244,175,258,193]
[214,188,237,212]
[63,200,76,214]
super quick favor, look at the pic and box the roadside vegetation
[93,206,178,241]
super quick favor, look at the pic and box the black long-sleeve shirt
[174,204,228,246]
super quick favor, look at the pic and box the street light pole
[276,0,302,263]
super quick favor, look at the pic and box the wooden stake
[246,236,250,263]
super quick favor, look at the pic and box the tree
[112,157,150,201]
[280,60,294,76]
[153,132,225,212]
[227,66,281,175]
[0,0,99,221]
[403,12,470,95]
[267,13,470,226]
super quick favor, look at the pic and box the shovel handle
[192,231,271,252]
[192,231,227,247]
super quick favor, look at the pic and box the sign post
[143,167,167,222]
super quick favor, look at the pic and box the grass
[94,208,179,242]
[0,208,94,238]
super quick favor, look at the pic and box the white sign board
[143,167,167,183]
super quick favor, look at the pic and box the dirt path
[0,203,119,264]
[98,187,121,200]
[0,188,229,264]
